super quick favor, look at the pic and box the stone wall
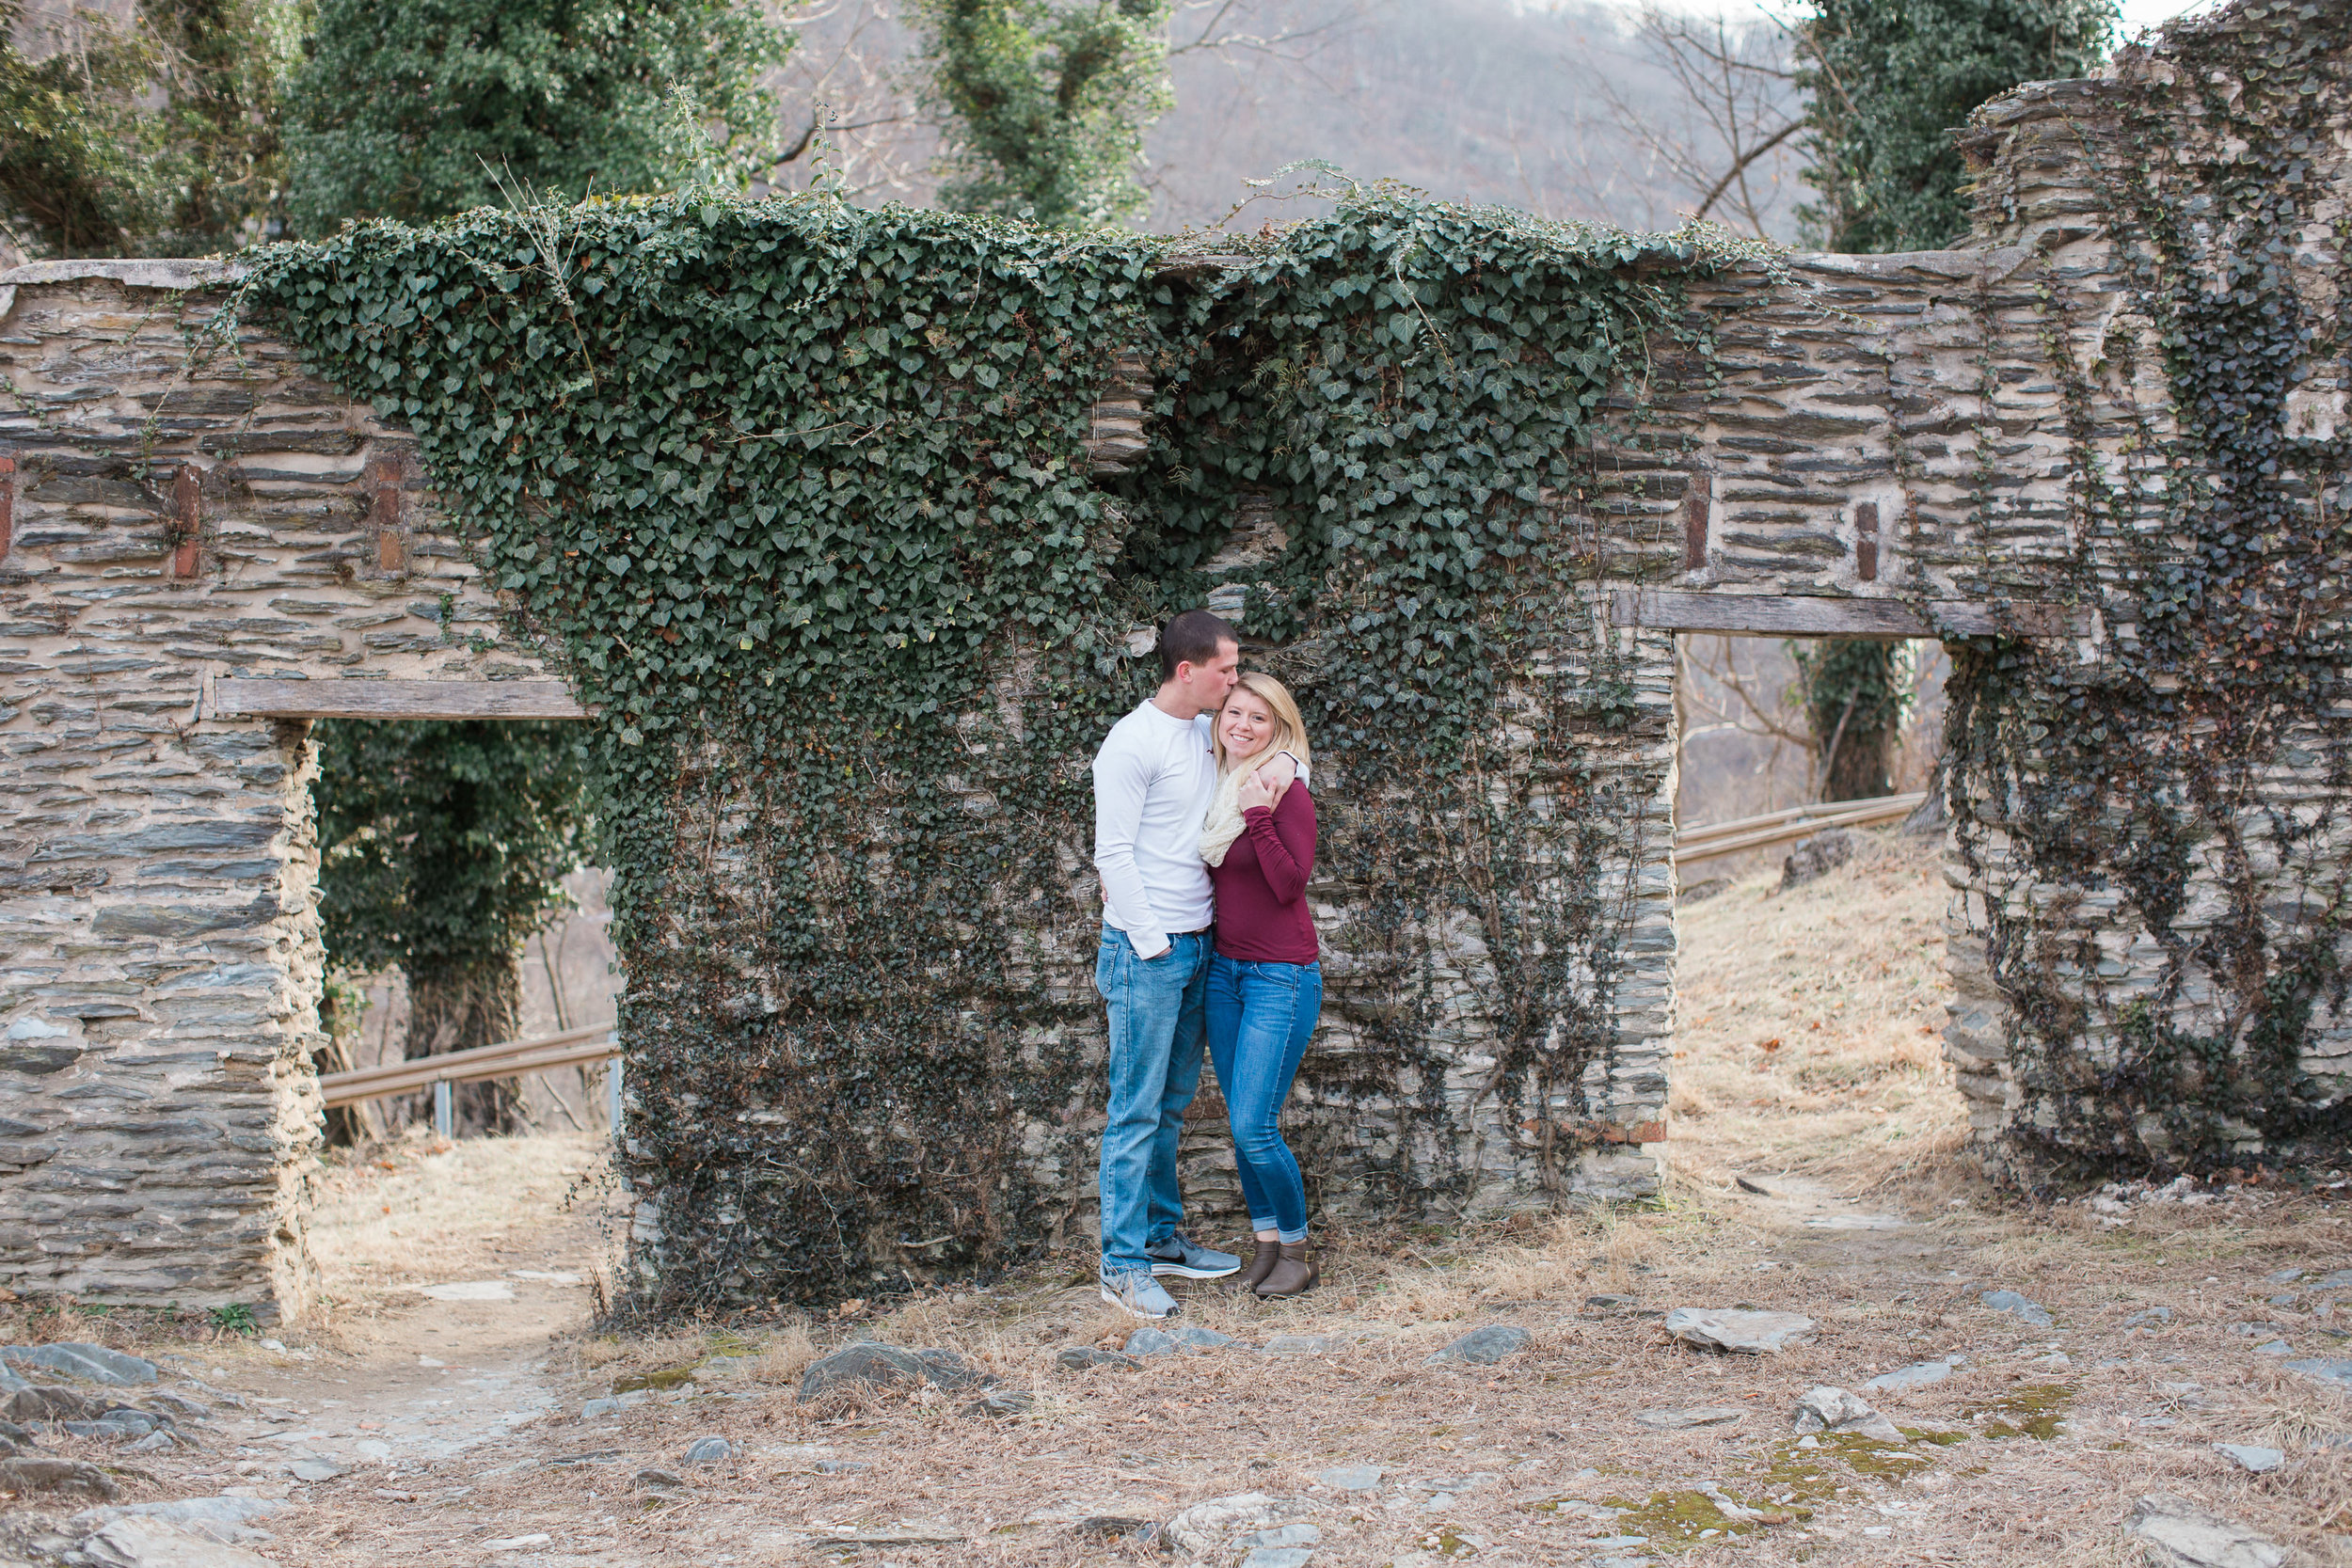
[3,0,2344,1318]
[0,263,557,1316]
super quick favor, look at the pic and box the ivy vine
[237,188,1755,1309]
[1945,1,2352,1175]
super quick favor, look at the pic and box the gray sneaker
[1146,1231,1242,1280]
[1100,1266,1181,1320]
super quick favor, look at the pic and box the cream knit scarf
[1200,748,1306,867]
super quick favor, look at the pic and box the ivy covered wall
[246,200,1740,1309]
[1937,2,2352,1175]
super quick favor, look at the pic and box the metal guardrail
[319,1022,622,1137]
[1674,791,1929,867]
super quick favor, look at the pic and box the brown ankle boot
[1254,1242,1318,1297]
[1232,1239,1280,1291]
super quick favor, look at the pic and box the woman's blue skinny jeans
[1204,953,1322,1242]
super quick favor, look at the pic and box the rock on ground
[1319,1465,1382,1491]
[1980,1289,2055,1327]
[2211,1444,2283,1474]
[2284,1356,2352,1389]
[1661,1308,1816,1354]
[2127,1493,2285,1568]
[1057,1346,1141,1371]
[1779,829,1858,892]
[1423,1324,1532,1365]
[1124,1324,1232,1358]
[1164,1493,1317,1558]
[1791,1386,1903,1443]
[1635,1406,1746,1430]
[962,1389,1033,1418]
[1864,1357,1962,1392]
[72,1497,289,1546]
[0,1458,115,1501]
[72,1516,278,1568]
[797,1343,985,1402]
[0,1345,157,1387]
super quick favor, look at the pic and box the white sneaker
[1100,1266,1180,1320]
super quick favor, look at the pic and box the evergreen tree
[0,0,288,258]
[313,721,592,1133]
[1797,0,2114,252]
[912,0,1174,230]
[281,0,790,234]
[1789,0,2111,800]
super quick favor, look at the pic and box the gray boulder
[1864,1357,1962,1393]
[1126,1324,1232,1359]
[2126,1493,2283,1568]
[0,1456,116,1500]
[1424,1324,1532,1366]
[1056,1345,1140,1372]
[1635,1405,1745,1431]
[1979,1289,2054,1327]
[2211,1444,2282,1475]
[1791,1386,1903,1443]
[1661,1308,1816,1354]
[72,1496,289,1546]
[1164,1494,1317,1559]
[962,1389,1033,1418]
[1779,829,1859,892]
[797,1343,931,1402]
[0,1343,158,1386]
[2284,1356,2352,1389]
[914,1348,989,1389]
[72,1516,278,1568]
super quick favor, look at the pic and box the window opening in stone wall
[1668,634,1970,1197]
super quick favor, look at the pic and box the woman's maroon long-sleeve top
[1208,784,1318,964]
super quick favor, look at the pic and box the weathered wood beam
[212,678,588,720]
[1609,588,2089,641]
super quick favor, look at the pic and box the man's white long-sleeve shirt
[1091,699,1218,959]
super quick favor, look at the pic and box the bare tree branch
[1560,3,1804,242]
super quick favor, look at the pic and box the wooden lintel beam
[213,678,589,721]
[1609,588,2089,641]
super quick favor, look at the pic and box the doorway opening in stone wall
[1665,633,1974,1208]
[303,716,622,1150]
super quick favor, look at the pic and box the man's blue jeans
[1204,954,1321,1242]
[1096,926,1210,1275]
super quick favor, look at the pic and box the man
[1091,609,1246,1318]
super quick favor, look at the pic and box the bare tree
[1561,4,1804,242]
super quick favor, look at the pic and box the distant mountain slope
[773,0,1805,241]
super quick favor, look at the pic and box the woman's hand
[1237,755,1293,814]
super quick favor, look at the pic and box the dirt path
[3,833,2348,1567]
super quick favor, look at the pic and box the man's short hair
[1159,609,1237,680]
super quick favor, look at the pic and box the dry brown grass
[1669,827,1970,1196]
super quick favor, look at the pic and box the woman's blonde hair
[1213,671,1311,774]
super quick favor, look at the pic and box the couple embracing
[1091,609,1322,1321]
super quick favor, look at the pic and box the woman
[1200,672,1321,1297]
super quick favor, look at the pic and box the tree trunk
[1806,638,1902,800]
[404,954,525,1135]
[311,981,380,1148]
[1822,715,1897,800]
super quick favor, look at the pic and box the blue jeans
[1204,954,1321,1243]
[1096,926,1211,1275]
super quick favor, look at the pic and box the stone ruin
[0,3,2343,1318]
